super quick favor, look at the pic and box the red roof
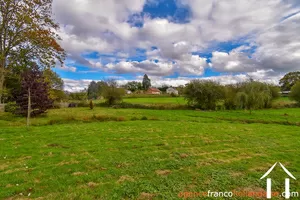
[147,88,161,93]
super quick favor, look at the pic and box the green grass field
[1,106,300,199]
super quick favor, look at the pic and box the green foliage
[235,81,273,111]
[87,81,98,99]
[289,81,300,104]
[0,0,66,103]
[184,80,224,110]
[223,85,238,110]
[141,116,148,120]
[43,69,64,91]
[279,71,300,91]
[158,84,169,92]
[4,102,18,113]
[170,92,178,97]
[269,84,281,99]
[69,92,87,101]
[124,81,142,92]
[103,80,125,105]
[142,74,151,90]
[89,100,94,110]
[87,81,108,99]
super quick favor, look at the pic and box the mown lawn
[1,108,300,199]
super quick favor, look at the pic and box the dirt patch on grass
[0,163,9,170]
[117,175,134,183]
[155,169,171,176]
[72,172,86,176]
[180,153,189,158]
[57,160,79,166]
[87,182,99,188]
[230,171,243,177]
[138,192,156,200]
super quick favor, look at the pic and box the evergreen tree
[142,74,151,90]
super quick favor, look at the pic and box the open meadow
[1,104,300,199]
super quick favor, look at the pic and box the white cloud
[58,65,77,72]
[52,0,300,84]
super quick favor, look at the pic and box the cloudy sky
[52,0,300,91]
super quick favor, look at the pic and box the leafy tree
[43,69,65,101]
[235,81,273,113]
[0,0,66,102]
[184,80,224,110]
[279,71,300,91]
[87,81,98,99]
[158,84,169,92]
[16,63,53,125]
[224,84,239,110]
[125,81,142,92]
[102,80,125,105]
[289,81,300,104]
[43,69,64,90]
[142,74,151,90]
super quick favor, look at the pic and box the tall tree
[125,81,142,92]
[87,81,98,100]
[142,74,151,90]
[0,0,66,102]
[279,71,300,91]
[16,63,53,125]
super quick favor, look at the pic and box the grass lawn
[1,107,300,199]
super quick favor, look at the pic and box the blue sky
[52,0,300,91]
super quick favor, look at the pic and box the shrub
[170,93,178,97]
[131,116,138,121]
[4,102,18,113]
[103,80,125,105]
[289,81,300,104]
[77,101,88,107]
[141,116,148,120]
[235,81,273,112]
[89,100,94,110]
[223,85,238,110]
[184,80,224,110]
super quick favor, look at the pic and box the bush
[4,102,18,113]
[170,93,178,97]
[141,116,148,120]
[235,81,273,111]
[103,80,125,105]
[183,80,224,110]
[89,100,94,110]
[77,101,89,107]
[223,85,238,110]
[289,81,300,104]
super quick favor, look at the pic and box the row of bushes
[183,80,296,111]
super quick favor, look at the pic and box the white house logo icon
[260,162,296,199]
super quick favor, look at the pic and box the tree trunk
[27,87,31,127]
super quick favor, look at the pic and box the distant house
[280,91,290,97]
[166,87,178,95]
[126,90,132,95]
[146,88,161,95]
